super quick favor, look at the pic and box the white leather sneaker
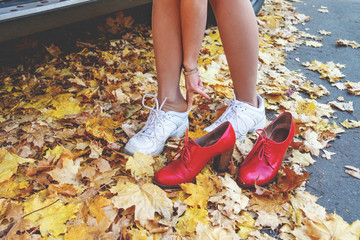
[124,94,189,156]
[204,95,266,141]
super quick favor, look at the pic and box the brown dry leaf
[344,165,360,180]
[255,211,282,231]
[209,174,249,218]
[48,157,81,186]
[247,192,290,215]
[86,117,122,143]
[301,214,360,240]
[272,166,309,193]
[321,149,336,160]
[303,60,346,82]
[329,100,354,112]
[194,223,240,240]
[302,129,326,156]
[337,39,360,49]
[344,81,360,95]
[45,43,62,57]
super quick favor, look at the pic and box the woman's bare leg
[180,0,209,109]
[210,0,259,107]
[152,0,186,112]
[180,0,208,71]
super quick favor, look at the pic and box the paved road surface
[285,0,360,223]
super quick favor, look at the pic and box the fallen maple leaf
[209,174,249,218]
[195,223,240,240]
[22,194,80,237]
[272,166,309,193]
[176,207,209,236]
[126,152,155,180]
[64,223,115,240]
[302,214,360,240]
[111,181,172,225]
[337,39,360,49]
[180,173,221,209]
[48,157,81,186]
[0,148,34,183]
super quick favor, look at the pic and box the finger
[186,91,194,110]
[194,87,210,100]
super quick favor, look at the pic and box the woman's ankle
[160,98,188,113]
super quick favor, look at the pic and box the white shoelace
[139,94,167,141]
[215,99,251,137]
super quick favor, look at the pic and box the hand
[184,69,210,110]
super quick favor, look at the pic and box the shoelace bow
[170,129,191,166]
[217,99,248,136]
[140,94,167,141]
[256,129,274,169]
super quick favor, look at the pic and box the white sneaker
[204,95,266,141]
[124,94,189,156]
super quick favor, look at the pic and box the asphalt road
[284,0,360,223]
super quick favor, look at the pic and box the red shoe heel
[213,147,234,173]
[154,122,236,188]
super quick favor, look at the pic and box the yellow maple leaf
[44,93,84,118]
[111,181,173,225]
[0,176,31,198]
[126,152,155,180]
[64,223,113,240]
[176,207,209,236]
[85,117,120,143]
[87,195,112,224]
[188,127,208,139]
[341,119,360,129]
[180,174,221,209]
[236,212,256,239]
[296,100,316,116]
[0,148,34,183]
[23,194,80,237]
[44,145,64,162]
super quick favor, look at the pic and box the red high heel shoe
[154,122,236,188]
[237,112,295,187]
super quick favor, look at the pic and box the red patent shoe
[237,112,295,187]
[154,122,236,188]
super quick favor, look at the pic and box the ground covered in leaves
[1,0,360,239]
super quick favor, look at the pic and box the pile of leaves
[1,0,360,239]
